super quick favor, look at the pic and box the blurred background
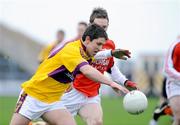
[0,0,180,124]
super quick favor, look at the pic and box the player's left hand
[111,49,131,60]
[124,80,138,91]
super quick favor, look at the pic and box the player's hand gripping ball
[123,90,148,115]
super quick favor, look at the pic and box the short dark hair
[89,7,109,23]
[82,24,108,42]
[78,21,88,27]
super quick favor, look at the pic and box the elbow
[80,65,91,76]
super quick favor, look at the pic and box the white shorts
[166,80,180,99]
[15,90,66,120]
[61,87,101,116]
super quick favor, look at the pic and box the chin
[86,53,92,57]
[89,53,94,57]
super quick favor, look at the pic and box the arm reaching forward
[80,64,129,94]
[94,49,131,60]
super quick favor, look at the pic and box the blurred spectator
[38,30,65,63]
[69,21,88,41]
[51,21,87,53]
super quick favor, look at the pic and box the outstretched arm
[80,64,129,94]
[94,49,131,60]
[110,64,138,91]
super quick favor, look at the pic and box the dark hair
[78,21,88,27]
[89,7,109,23]
[57,30,65,35]
[82,24,108,42]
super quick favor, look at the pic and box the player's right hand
[110,82,129,95]
[111,49,131,60]
[124,80,138,91]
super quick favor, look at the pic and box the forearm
[94,50,112,59]
[94,48,131,60]
[80,65,113,86]
[110,64,128,85]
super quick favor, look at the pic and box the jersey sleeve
[59,46,89,74]
[110,64,128,85]
[94,50,112,60]
[107,57,114,71]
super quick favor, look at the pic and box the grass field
[0,96,172,125]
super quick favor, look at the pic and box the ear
[85,36,91,44]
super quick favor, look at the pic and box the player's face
[93,18,109,31]
[86,37,106,57]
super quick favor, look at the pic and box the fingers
[113,87,129,96]
[123,50,131,58]
[120,49,131,58]
[120,56,128,60]
[115,90,123,96]
[121,87,129,93]
[115,49,131,59]
[126,86,138,91]
[112,85,130,95]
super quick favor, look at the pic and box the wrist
[111,49,116,57]
[101,49,112,57]
[111,50,113,56]
[124,80,129,86]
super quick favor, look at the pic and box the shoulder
[60,40,82,56]
[64,40,80,50]
[49,40,80,58]
[103,39,116,50]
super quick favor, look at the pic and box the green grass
[0,96,172,125]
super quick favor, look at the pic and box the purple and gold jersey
[22,40,90,103]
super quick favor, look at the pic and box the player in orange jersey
[61,8,137,125]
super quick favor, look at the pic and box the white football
[123,90,148,115]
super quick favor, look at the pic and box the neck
[81,40,91,57]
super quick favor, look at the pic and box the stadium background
[0,0,180,124]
